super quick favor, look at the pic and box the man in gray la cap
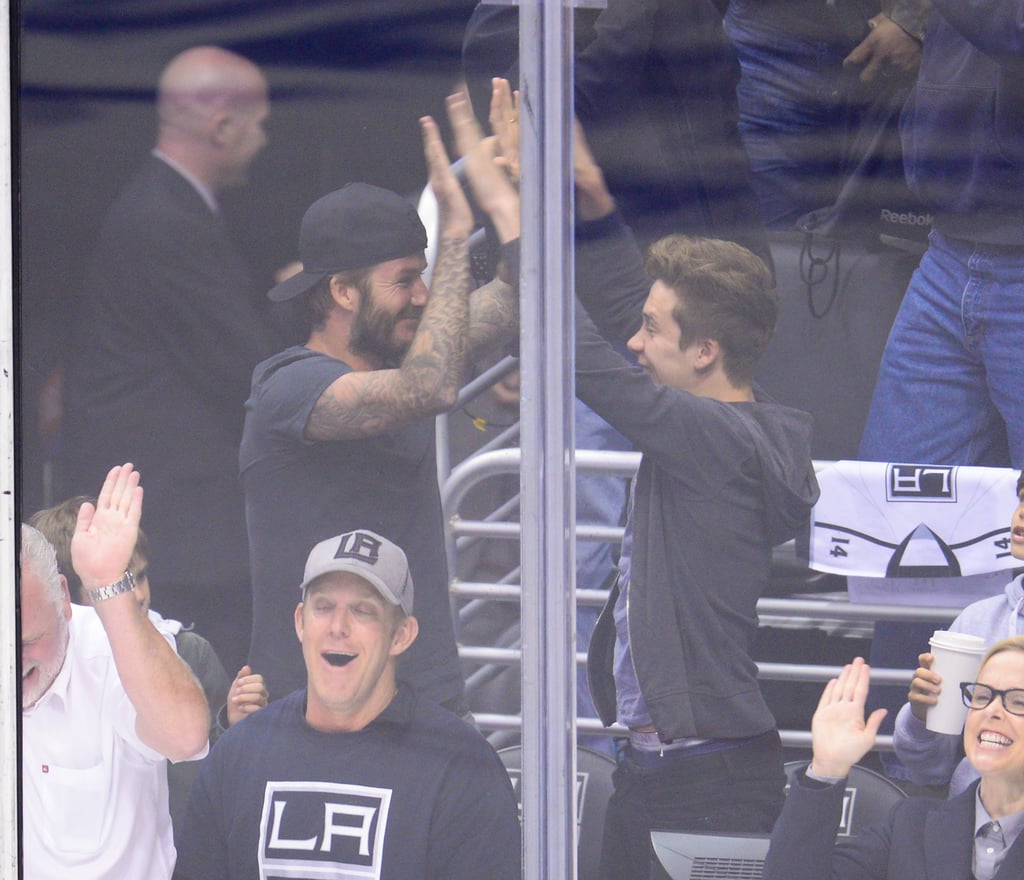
[239,90,520,708]
[175,527,521,879]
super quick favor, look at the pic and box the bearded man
[240,94,519,706]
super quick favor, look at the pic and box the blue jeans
[724,0,864,228]
[859,230,1024,469]
[859,229,1024,778]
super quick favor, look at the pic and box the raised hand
[809,657,888,779]
[488,77,520,186]
[226,665,270,726]
[445,84,520,243]
[573,118,615,221]
[420,110,473,240]
[907,651,941,722]
[71,463,143,589]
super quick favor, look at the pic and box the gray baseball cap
[299,529,414,615]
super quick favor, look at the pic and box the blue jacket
[900,1,1024,242]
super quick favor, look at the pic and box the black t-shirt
[174,687,521,880]
[240,346,464,706]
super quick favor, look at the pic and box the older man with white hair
[21,463,209,879]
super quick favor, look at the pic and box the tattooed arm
[305,87,519,441]
[304,105,473,441]
[463,77,522,363]
[467,276,518,363]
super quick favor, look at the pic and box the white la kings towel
[809,462,1017,578]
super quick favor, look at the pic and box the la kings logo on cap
[335,531,383,565]
[258,781,392,879]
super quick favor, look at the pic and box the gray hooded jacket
[576,213,820,741]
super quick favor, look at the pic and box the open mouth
[323,652,356,668]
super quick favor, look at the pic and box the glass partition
[15,2,999,879]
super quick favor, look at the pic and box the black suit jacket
[65,156,282,593]
[765,773,1024,880]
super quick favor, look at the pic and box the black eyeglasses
[960,682,1024,717]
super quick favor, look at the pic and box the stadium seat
[783,760,906,838]
[651,761,907,879]
[497,745,616,880]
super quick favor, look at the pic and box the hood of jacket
[744,393,821,546]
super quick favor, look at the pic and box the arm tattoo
[467,278,519,363]
[306,237,472,440]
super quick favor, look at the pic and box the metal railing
[442,449,964,752]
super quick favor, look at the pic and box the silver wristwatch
[87,570,137,603]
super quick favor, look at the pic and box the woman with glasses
[891,470,1024,797]
[765,638,1024,880]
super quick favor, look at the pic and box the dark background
[17,0,480,516]
[16,0,903,513]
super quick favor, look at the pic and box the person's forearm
[575,213,648,342]
[467,276,519,364]
[91,590,209,761]
[483,191,520,244]
[401,235,472,408]
[763,777,849,880]
[575,162,615,222]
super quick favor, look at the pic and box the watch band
[87,569,137,603]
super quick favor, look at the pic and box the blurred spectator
[29,494,268,840]
[859,1,1024,468]
[63,46,290,673]
[462,0,770,263]
[723,0,928,230]
[21,464,209,879]
[857,0,1024,782]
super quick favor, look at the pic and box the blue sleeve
[891,702,963,786]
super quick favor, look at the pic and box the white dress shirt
[22,604,205,879]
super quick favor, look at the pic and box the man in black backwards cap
[239,91,520,709]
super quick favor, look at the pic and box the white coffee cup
[925,630,988,735]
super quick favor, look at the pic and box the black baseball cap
[268,182,428,302]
